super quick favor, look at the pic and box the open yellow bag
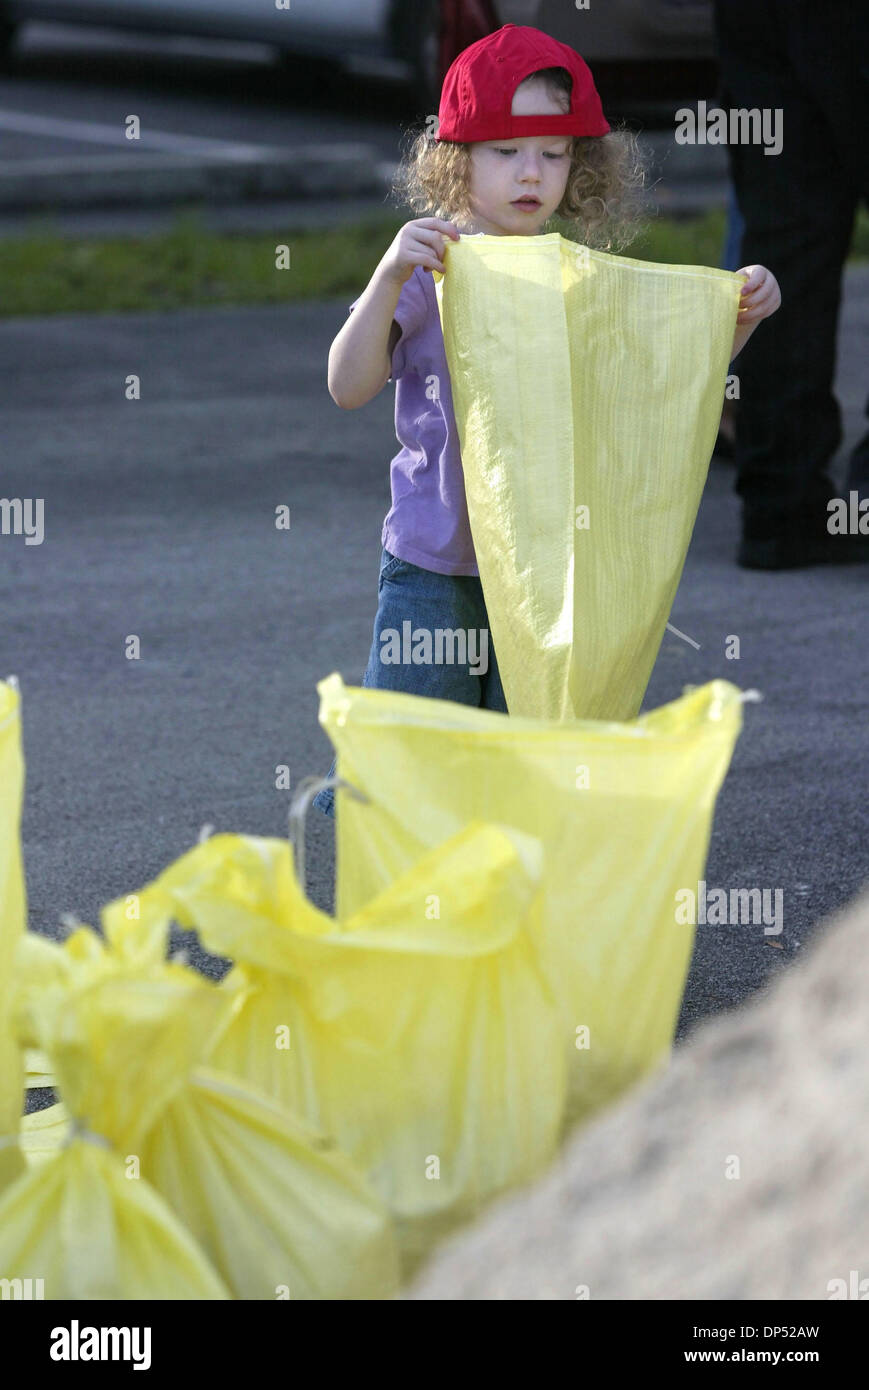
[0,679,26,1191]
[321,673,745,1127]
[434,234,742,721]
[6,925,399,1299]
[107,820,566,1271]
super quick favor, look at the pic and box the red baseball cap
[436,23,611,143]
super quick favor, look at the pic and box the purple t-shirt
[349,265,479,576]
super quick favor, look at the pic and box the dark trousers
[713,0,869,534]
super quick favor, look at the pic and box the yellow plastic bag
[136,1066,400,1300]
[434,234,742,721]
[18,1099,70,1165]
[23,1047,53,1088]
[0,1137,231,1300]
[109,820,566,1271]
[320,673,744,1126]
[6,927,399,1299]
[0,936,233,1297]
[0,679,26,1191]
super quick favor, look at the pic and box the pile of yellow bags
[95,820,564,1273]
[0,671,744,1296]
[3,906,399,1299]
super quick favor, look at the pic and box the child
[313,24,780,818]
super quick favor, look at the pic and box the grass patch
[2,203,867,317]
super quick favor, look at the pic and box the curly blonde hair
[392,66,651,255]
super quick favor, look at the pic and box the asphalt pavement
[2,266,867,1045]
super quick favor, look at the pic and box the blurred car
[0,1,716,107]
[0,1,452,104]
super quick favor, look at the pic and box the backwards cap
[436,23,611,144]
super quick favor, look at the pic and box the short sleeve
[347,266,430,383]
[389,268,429,380]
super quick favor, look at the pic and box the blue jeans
[312,547,508,818]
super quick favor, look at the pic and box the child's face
[464,79,572,236]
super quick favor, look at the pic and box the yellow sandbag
[19,1100,70,1165]
[0,936,232,1295]
[320,672,744,1126]
[15,940,234,1152]
[23,1047,53,1088]
[0,679,26,1190]
[10,930,399,1299]
[0,1137,231,1299]
[108,821,565,1270]
[138,1067,400,1300]
[434,234,742,721]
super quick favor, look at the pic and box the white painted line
[28,24,276,63]
[0,108,280,160]
[666,621,701,650]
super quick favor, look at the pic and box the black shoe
[738,529,869,570]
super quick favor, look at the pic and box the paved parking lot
[2,267,867,1045]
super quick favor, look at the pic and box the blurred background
[0,1,864,301]
[0,0,815,284]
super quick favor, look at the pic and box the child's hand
[736,265,781,325]
[380,218,461,286]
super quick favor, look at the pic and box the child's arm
[730,264,781,362]
[328,218,460,409]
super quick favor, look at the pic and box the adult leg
[845,391,869,498]
[714,0,862,566]
[788,1,869,507]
